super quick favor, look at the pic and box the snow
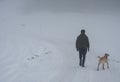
[0,0,120,82]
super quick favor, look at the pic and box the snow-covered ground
[0,0,120,82]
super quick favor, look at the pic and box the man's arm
[87,37,90,52]
[76,37,79,51]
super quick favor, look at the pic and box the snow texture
[0,0,120,82]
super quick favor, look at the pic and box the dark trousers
[78,48,87,67]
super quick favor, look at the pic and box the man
[76,29,90,67]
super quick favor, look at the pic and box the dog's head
[105,53,109,57]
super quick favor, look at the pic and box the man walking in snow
[76,29,90,67]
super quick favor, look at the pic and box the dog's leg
[102,64,105,70]
[106,61,109,69]
[97,62,100,71]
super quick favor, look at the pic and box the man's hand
[76,48,79,51]
[88,48,89,52]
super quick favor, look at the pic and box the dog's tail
[97,56,101,58]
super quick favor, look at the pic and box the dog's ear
[105,53,109,56]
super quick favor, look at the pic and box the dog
[97,53,109,71]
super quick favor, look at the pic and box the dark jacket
[76,33,89,51]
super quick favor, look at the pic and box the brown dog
[97,53,109,71]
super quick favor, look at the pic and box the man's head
[81,29,85,34]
